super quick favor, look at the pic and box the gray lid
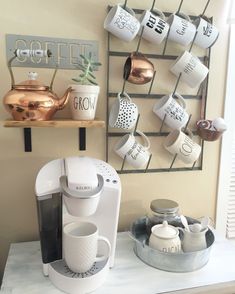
[150,199,179,214]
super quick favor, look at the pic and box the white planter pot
[69,85,100,120]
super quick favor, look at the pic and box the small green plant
[72,53,102,85]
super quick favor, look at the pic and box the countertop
[1,232,235,294]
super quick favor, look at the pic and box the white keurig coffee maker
[35,156,121,294]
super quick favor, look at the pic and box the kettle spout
[58,87,73,110]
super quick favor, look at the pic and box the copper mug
[123,52,154,84]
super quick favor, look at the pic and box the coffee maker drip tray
[50,258,108,277]
[48,258,109,294]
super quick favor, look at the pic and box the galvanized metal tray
[130,216,215,273]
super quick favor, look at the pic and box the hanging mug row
[104,4,219,49]
[110,91,191,131]
[123,50,208,88]
[113,128,202,169]
[109,92,227,138]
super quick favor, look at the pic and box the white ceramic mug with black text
[114,130,151,168]
[170,51,209,88]
[164,129,201,164]
[104,4,140,42]
[139,9,169,44]
[153,93,189,130]
[193,17,219,49]
[167,13,196,46]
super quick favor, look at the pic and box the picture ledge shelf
[3,118,105,152]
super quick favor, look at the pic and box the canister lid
[151,221,179,239]
[150,199,179,214]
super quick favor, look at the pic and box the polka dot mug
[109,92,138,130]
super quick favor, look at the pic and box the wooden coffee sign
[6,34,99,69]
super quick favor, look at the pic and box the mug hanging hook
[201,0,211,17]
[189,31,198,53]
[123,0,128,10]
[121,79,127,97]
[172,73,182,97]
[136,26,144,54]
[169,154,178,170]
[150,0,156,12]
[176,0,184,14]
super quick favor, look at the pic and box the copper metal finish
[123,52,154,85]
[196,120,222,141]
[3,87,72,121]
[3,54,72,121]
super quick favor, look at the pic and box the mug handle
[95,236,111,262]
[178,227,185,240]
[152,9,165,20]
[118,3,136,16]
[118,91,132,102]
[177,11,191,22]
[134,130,151,150]
[173,92,186,109]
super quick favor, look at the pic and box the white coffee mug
[104,4,140,42]
[193,17,219,49]
[167,13,196,46]
[170,51,209,88]
[69,85,100,120]
[164,129,201,164]
[139,9,169,45]
[63,221,111,273]
[153,92,189,130]
[109,92,138,130]
[114,130,151,168]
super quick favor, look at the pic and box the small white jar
[149,220,181,253]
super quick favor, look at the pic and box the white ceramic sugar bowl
[149,220,181,253]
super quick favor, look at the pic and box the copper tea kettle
[3,50,72,121]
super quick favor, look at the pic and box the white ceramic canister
[149,220,181,253]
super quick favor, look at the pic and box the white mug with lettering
[193,16,219,49]
[153,92,189,130]
[139,9,169,44]
[114,130,151,168]
[69,85,100,120]
[104,4,140,42]
[170,51,209,88]
[164,129,201,164]
[167,12,196,46]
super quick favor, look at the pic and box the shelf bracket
[79,128,86,151]
[23,128,32,152]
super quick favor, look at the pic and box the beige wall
[0,0,230,281]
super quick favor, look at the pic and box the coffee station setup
[1,0,234,294]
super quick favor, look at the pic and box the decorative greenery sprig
[72,53,102,85]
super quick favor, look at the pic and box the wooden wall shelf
[3,118,105,128]
[3,118,105,152]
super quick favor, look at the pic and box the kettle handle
[7,55,17,89]
[7,49,52,89]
